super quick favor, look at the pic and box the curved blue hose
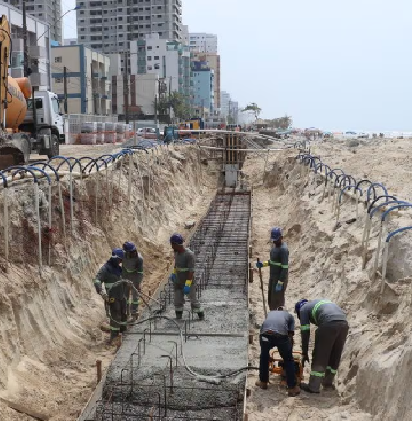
[367,183,388,202]
[26,166,51,184]
[370,200,410,219]
[368,195,398,214]
[386,225,412,243]
[381,203,412,222]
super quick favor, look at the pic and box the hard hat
[123,241,136,252]
[294,299,308,315]
[170,233,184,245]
[112,248,124,259]
[270,227,283,241]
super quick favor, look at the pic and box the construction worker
[122,241,144,321]
[94,248,128,344]
[169,233,204,320]
[256,227,289,310]
[256,307,300,397]
[295,299,349,393]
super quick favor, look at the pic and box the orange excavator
[0,15,61,170]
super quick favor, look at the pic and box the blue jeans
[259,334,296,389]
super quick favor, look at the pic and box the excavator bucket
[0,134,31,170]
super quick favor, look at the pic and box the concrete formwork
[79,190,251,421]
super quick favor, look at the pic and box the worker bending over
[122,241,144,321]
[256,227,289,310]
[256,307,300,397]
[94,248,128,345]
[169,233,204,320]
[295,299,349,393]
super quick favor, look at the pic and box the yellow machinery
[0,15,60,169]
[269,349,304,385]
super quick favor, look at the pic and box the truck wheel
[47,134,59,159]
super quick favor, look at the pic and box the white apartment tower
[4,0,63,43]
[76,0,183,55]
[189,32,217,53]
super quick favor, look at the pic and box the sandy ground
[0,145,218,420]
[243,139,412,421]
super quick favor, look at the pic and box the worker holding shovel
[256,227,289,310]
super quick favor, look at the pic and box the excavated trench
[79,190,252,421]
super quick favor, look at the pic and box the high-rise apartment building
[189,33,217,54]
[191,60,215,115]
[76,0,183,56]
[192,52,220,110]
[5,0,63,44]
[129,34,191,110]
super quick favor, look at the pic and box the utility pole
[168,75,172,123]
[90,63,95,114]
[22,0,29,77]
[124,51,129,124]
[63,66,68,114]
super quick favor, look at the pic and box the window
[139,16,143,20]
[154,56,159,60]
[55,77,63,83]
[55,56,62,63]
[147,66,152,70]
[154,64,159,69]
[157,14,162,17]
[145,24,150,28]
[158,32,162,36]
[51,98,60,114]
[147,46,152,50]
[147,56,152,61]
[139,25,143,28]
[145,16,150,20]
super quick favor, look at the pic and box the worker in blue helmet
[169,233,204,320]
[94,248,128,345]
[256,227,289,310]
[122,241,144,321]
[295,299,349,393]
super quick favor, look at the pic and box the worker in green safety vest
[256,227,289,310]
[294,299,349,393]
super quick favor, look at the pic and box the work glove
[275,281,284,292]
[255,261,263,269]
[169,273,177,283]
[101,293,109,303]
[301,353,310,366]
[183,280,192,295]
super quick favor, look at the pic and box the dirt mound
[0,146,218,420]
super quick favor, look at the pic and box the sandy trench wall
[0,146,218,419]
[246,150,412,421]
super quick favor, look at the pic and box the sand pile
[244,141,412,421]
[0,145,218,420]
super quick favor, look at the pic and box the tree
[264,115,293,130]
[241,102,262,121]
[155,92,190,121]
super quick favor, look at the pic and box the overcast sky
[63,0,412,131]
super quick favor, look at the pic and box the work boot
[323,370,336,390]
[198,311,205,321]
[287,385,301,397]
[175,311,183,320]
[255,380,268,390]
[323,383,336,391]
[300,383,320,394]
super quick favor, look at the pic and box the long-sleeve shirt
[300,299,347,354]
[261,310,295,336]
[122,252,144,284]
[269,242,289,282]
[94,259,123,299]
[174,248,195,283]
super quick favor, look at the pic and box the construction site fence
[65,114,137,145]
[294,145,412,292]
[0,144,201,274]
